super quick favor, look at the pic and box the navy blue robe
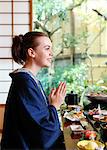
[1,72,62,150]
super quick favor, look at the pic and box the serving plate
[87,94,107,103]
[70,124,84,132]
[64,112,80,121]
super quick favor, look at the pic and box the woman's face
[34,36,53,68]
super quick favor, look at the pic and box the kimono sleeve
[16,77,61,149]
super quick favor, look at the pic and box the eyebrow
[44,45,51,48]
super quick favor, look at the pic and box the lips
[47,58,52,62]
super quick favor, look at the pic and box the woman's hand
[49,82,66,109]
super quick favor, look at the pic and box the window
[0,0,32,103]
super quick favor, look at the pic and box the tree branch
[50,26,61,36]
[34,20,52,38]
[68,0,86,11]
[92,9,107,21]
[34,20,50,33]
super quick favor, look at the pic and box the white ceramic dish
[70,124,84,132]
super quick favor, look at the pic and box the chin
[43,63,51,68]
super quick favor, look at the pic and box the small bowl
[77,140,105,150]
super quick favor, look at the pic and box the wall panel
[0,0,32,103]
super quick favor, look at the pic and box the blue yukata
[1,69,63,150]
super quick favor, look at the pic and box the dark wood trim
[0,104,5,133]
[0,12,30,14]
[0,58,12,59]
[12,0,14,36]
[0,129,3,133]
[29,0,32,31]
[0,24,30,25]
[0,104,5,107]
[11,0,29,3]
[0,1,29,2]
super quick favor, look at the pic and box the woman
[1,31,66,150]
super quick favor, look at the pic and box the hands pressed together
[49,82,66,110]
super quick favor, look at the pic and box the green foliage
[79,79,107,107]
[34,0,67,22]
[61,63,89,95]
[37,63,89,96]
[62,32,88,48]
[85,79,107,94]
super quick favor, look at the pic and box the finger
[58,82,66,93]
[61,82,66,94]
[50,88,56,97]
[57,82,64,93]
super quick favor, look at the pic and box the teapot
[65,91,78,105]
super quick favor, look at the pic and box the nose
[49,49,53,56]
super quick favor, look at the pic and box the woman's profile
[1,31,66,150]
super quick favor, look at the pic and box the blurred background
[0,0,107,104]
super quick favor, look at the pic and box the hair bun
[19,34,24,43]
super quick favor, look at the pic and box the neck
[23,63,41,76]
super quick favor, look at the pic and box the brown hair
[11,31,48,65]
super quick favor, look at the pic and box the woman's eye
[45,47,49,50]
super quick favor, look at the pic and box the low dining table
[63,124,79,150]
[60,105,106,150]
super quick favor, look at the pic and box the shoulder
[10,72,36,87]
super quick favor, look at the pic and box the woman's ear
[28,48,36,58]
